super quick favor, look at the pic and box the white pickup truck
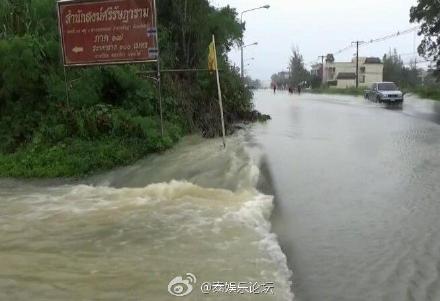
[364,82,404,104]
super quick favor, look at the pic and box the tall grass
[412,86,440,101]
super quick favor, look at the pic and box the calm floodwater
[250,90,440,301]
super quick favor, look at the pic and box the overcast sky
[210,0,424,81]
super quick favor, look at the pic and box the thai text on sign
[57,0,158,66]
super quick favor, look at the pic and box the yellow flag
[208,40,218,72]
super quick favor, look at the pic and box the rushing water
[0,134,293,301]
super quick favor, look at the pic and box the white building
[324,57,383,88]
[311,63,322,77]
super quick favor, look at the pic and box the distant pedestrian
[273,84,277,94]
[297,84,302,95]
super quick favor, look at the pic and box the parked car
[364,82,404,104]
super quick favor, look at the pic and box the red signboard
[57,0,158,66]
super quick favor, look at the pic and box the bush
[412,86,440,101]
[0,0,253,178]
[0,137,154,178]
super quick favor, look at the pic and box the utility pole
[241,41,244,78]
[240,12,244,79]
[413,30,417,70]
[352,41,363,88]
[318,55,325,85]
[356,41,359,88]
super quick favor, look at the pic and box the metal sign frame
[56,0,159,67]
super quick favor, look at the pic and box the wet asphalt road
[250,90,440,301]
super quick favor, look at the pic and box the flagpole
[212,35,226,148]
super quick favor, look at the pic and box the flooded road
[1,90,440,301]
[0,134,292,301]
[250,90,440,301]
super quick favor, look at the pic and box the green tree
[410,0,440,77]
[270,72,289,88]
[0,0,256,176]
[383,49,404,83]
[157,0,242,69]
[289,48,310,87]
[244,76,261,89]
[383,49,420,88]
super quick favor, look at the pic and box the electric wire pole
[352,41,363,88]
[240,25,244,78]
[318,55,325,85]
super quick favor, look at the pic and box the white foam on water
[0,133,294,300]
[1,181,294,300]
[221,192,294,301]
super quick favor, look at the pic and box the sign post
[63,66,70,109]
[57,0,163,135]
[152,0,164,137]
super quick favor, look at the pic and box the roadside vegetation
[0,0,258,178]
[382,49,440,101]
[412,86,440,100]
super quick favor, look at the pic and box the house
[279,71,290,80]
[323,56,383,88]
[336,72,357,89]
[311,63,323,77]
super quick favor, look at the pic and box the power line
[306,26,423,72]
[334,44,354,55]
[328,26,421,58]
[361,26,420,47]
